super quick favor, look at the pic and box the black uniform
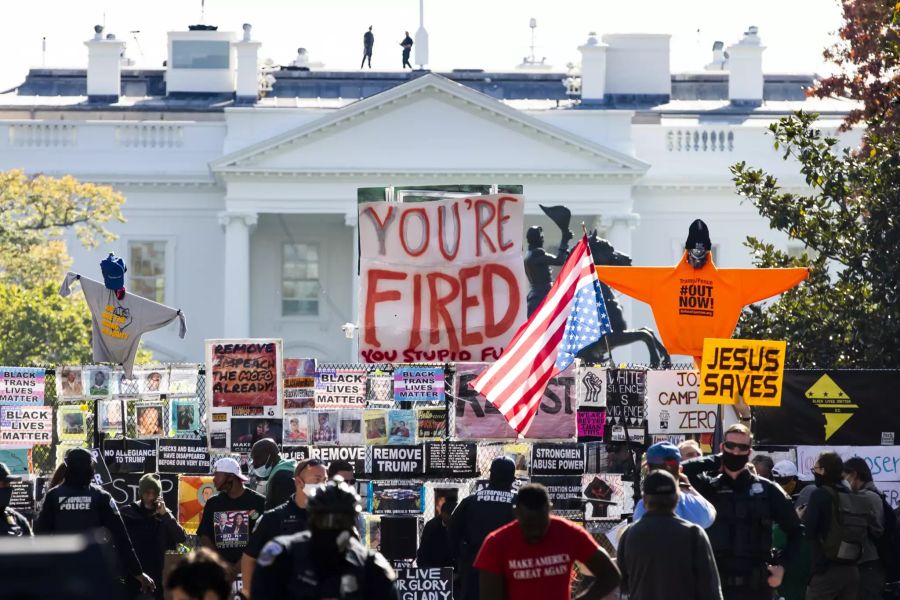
[683,454,803,600]
[120,501,186,599]
[252,530,399,600]
[524,243,570,316]
[34,482,144,578]
[447,487,515,600]
[245,496,309,560]
[401,35,413,69]
[0,506,31,536]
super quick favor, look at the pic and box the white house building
[0,23,859,364]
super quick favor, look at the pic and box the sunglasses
[723,441,751,452]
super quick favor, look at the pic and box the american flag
[472,236,612,434]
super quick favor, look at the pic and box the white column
[219,212,258,338]
[346,211,359,361]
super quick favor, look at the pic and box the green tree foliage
[731,111,900,367]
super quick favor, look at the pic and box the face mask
[721,451,749,471]
[0,488,11,510]
[781,480,797,495]
[304,483,326,498]
[252,465,272,479]
[814,473,826,487]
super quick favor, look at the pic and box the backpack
[875,493,900,581]
[821,486,871,564]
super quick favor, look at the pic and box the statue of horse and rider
[524,205,671,367]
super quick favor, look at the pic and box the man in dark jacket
[361,26,374,68]
[400,31,413,69]
[417,497,455,568]
[34,448,155,594]
[121,473,187,599]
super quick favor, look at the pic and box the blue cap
[646,442,682,466]
[100,253,127,290]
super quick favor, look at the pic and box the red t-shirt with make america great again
[473,516,600,600]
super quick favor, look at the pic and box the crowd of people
[2,427,898,600]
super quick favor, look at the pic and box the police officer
[251,477,399,600]
[0,462,31,536]
[448,456,517,600]
[682,424,802,600]
[34,448,155,594]
[523,226,573,316]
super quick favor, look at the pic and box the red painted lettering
[496,196,517,251]
[459,266,483,346]
[427,272,461,351]
[484,264,520,338]
[399,207,429,257]
[437,203,461,261]
[474,199,497,257]
[364,269,407,347]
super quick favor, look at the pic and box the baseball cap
[489,456,516,485]
[642,470,678,496]
[213,457,248,482]
[772,460,798,478]
[646,442,682,466]
[100,253,127,291]
[0,462,21,483]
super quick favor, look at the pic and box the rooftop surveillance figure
[361,26,374,69]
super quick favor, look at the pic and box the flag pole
[581,222,616,368]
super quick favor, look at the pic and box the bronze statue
[524,205,573,316]
[577,230,671,368]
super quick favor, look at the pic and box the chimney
[727,26,765,106]
[234,23,261,104]
[166,27,236,95]
[84,25,125,102]
[602,34,671,105]
[578,32,608,104]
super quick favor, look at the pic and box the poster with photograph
[416,408,447,441]
[502,443,530,478]
[57,406,86,442]
[168,366,199,397]
[582,473,632,520]
[364,410,388,445]
[207,339,282,408]
[283,411,310,444]
[367,368,394,406]
[171,399,200,434]
[0,367,45,405]
[387,410,416,445]
[393,367,444,403]
[136,403,165,438]
[284,358,316,409]
[315,365,367,408]
[339,410,364,446]
[178,475,216,534]
[136,368,169,395]
[230,418,282,452]
[365,514,381,551]
[213,511,251,549]
[83,366,112,398]
[98,400,124,433]
[56,366,84,400]
[0,448,30,475]
[311,410,339,445]
[368,481,424,515]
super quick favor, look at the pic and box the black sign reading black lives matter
[604,368,646,443]
[425,442,477,478]
[530,443,585,476]
[370,445,425,479]
[157,439,211,474]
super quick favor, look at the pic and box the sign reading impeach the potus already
[699,338,785,406]
[0,368,45,404]
[207,339,282,408]
[358,194,527,365]
[0,406,52,445]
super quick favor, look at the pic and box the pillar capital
[218,211,258,231]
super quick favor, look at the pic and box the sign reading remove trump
[699,338,785,406]
[358,195,527,364]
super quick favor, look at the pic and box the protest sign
[424,441,478,478]
[388,410,416,445]
[583,473,632,520]
[87,448,112,485]
[576,366,607,407]
[135,367,169,395]
[358,194,527,364]
[178,475,216,534]
[310,410,339,445]
[136,402,165,438]
[796,446,900,482]
[0,448,29,475]
[368,481,424,514]
[171,399,200,434]
[699,338,785,406]
[315,365,367,408]
[530,443,585,476]
[0,367,45,404]
[0,406,51,445]
[283,410,310,444]
[339,410,364,445]
[9,479,35,521]
[57,366,84,400]
[102,439,157,474]
[83,366,112,398]
[531,475,583,511]
[416,408,447,441]
[313,445,366,474]
[646,370,722,434]
[393,367,444,403]
[207,339,281,408]
[370,445,425,478]
[454,363,577,440]
[605,368,645,443]
[577,409,606,443]
[502,443,530,478]
[98,400,124,433]
[231,418,282,452]
[365,410,389,445]
[168,366,199,396]
[284,358,316,409]
[57,406,87,443]
[158,439,211,474]
[106,472,178,513]
[395,568,454,600]
[755,370,900,445]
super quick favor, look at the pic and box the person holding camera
[121,473,187,599]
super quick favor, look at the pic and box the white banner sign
[796,445,900,482]
[358,194,527,364]
[645,370,738,435]
[576,365,606,408]
[0,406,52,445]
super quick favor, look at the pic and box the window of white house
[283,243,319,316]
[128,241,167,303]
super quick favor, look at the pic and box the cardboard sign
[699,338,786,406]
[158,439,211,474]
[583,473,633,520]
[604,368,645,443]
[531,475,583,511]
[370,445,425,479]
[358,194,527,364]
[207,339,282,408]
[284,358,316,409]
[530,443,585,476]
[315,366,367,408]
[646,370,721,434]
[395,568,454,600]
[0,367,45,404]
[576,366,607,407]
[393,367,445,402]
[0,406,52,445]
[101,439,157,474]
[368,481,424,514]
[425,441,478,478]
